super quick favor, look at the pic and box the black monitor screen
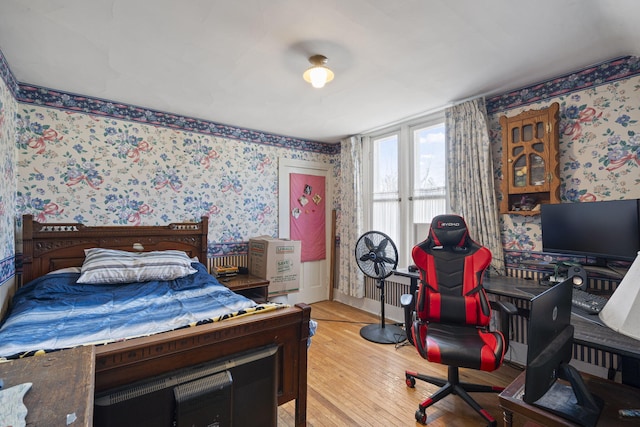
[541,199,640,263]
[524,278,573,403]
[523,279,604,425]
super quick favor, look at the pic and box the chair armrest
[490,300,517,351]
[401,293,415,345]
[491,300,517,316]
[401,293,413,308]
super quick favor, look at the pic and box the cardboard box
[248,236,301,295]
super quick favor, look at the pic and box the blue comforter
[0,262,278,359]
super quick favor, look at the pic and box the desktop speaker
[568,265,588,290]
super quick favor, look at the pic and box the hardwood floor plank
[278,300,522,426]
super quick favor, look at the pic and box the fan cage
[354,231,399,280]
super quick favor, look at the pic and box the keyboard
[572,289,608,315]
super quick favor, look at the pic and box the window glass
[373,135,398,194]
[372,134,400,245]
[366,116,447,267]
[413,123,446,224]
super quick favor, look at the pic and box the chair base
[405,365,503,426]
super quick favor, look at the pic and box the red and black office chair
[403,214,516,426]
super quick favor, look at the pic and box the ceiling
[1,1,640,144]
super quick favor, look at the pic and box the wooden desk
[395,269,640,387]
[0,346,95,426]
[483,275,640,387]
[499,370,640,426]
[220,274,270,302]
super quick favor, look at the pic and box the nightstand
[219,274,270,302]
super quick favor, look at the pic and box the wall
[4,49,640,321]
[486,56,640,273]
[14,103,338,242]
[374,56,640,328]
[0,47,340,314]
[482,57,640,374]
[0,51,18,313]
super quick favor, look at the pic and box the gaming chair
[403,214,516,426]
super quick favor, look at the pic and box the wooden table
[219,274,270,302]
[481,275,640,387]
[499,370,640,426]
[0,346,96,426]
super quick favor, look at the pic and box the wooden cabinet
[220,274,270,302]
[500,102,560,215]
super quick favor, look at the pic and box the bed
[4,214,310,426]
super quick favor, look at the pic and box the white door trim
[278,158,332,304]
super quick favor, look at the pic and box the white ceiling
[1,0,640,143]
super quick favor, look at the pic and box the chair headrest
[428,214,470,248]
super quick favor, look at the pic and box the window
[364,115,447,267]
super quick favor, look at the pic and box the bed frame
[20,214,310,426]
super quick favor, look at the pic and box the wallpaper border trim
[0,49,339,156]
[3,49,639,156]
[0,49,19,99]
[0,255,15,286]
[486,56,640,114]
[16,84,340,155]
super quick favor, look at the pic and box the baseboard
[333,290,405,324]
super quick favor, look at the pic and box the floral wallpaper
[14,106,338,258]
[2,46,640,288]
[0,64,17,286]
[486,56,640,268]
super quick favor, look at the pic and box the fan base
[360,323,406,344]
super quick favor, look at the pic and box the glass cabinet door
[500,103,560,215]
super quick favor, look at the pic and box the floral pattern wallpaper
[486,56,640,268]
[2,45,640,289]
[0,65,17,286]
[0,47,340,303]
[14,106,338,258]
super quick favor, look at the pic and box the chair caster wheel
[405,375,416,388]
[415,408,427,425]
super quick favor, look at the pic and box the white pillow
[77,248,197,284]
[46,266,82,275]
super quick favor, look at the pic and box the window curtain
[338,135,365,297]
[445,98,505,274]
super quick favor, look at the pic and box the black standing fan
[355,231,406,344]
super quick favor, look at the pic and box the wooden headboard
[21,215,209,284]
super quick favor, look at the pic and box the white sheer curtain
[338,135,365,297]
[445,98,505,274]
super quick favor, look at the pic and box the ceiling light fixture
[303,54,335,88]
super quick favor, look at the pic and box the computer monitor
[524,279,603,427]
[540,199,640,266]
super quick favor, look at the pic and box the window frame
[363,111,448,267]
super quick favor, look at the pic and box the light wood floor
[277,300,523,426]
